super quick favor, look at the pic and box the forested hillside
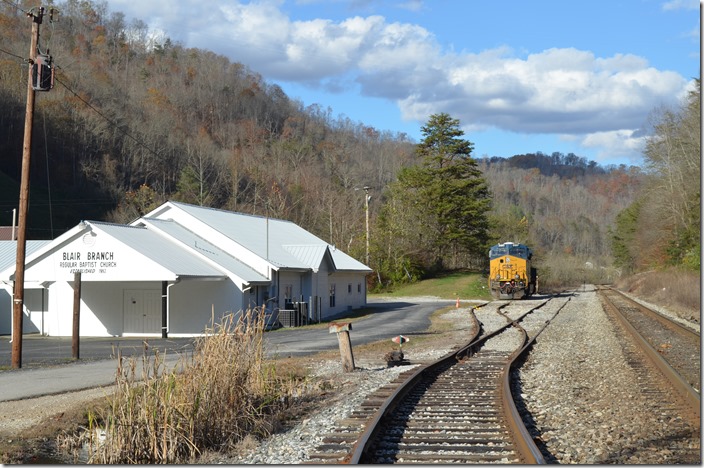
[611,82,700,273]
[3,0,694,290]
[0,0,416,247]
[478,153,644,286]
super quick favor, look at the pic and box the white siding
[45,282,78,336]
[328,272,367,317]
[0,286,9,335]
[315,261,331,320]
[0,284,47,335]
[168,280,242,336]
[41,281,160,337]
[27,279,245,338]
[279,271,303,304]
[24,288,48,334]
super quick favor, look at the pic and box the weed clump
[615,269,700,321]
[69,307,295,464]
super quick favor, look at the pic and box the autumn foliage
[1,1,695,291]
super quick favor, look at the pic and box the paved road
[0,298,464,401]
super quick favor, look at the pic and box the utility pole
[12,6,44,369]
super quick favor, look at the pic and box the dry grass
[3,303,479,464]
[57,307,308,464]
[614,268,701,322]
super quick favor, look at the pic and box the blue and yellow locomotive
[488,242,538,299]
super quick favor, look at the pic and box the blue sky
[103,0,700,167]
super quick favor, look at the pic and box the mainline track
[308,297,569,464]
[597,286,700,421]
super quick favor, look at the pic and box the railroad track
[597,287,700,405]
[595,286,700,463]
[308,297,569,464]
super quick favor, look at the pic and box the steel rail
[598,290,700,422]
[499,298,570,465]
[347,302,554,464]
[604,286,700,339]
[343,307,482,464]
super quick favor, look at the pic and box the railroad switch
[384,350,410,367]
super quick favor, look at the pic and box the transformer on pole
[32,53,54,91]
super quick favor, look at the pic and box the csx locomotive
[488,242,538,299]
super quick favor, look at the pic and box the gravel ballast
[218,287,700,464]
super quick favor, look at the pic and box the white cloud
[394,46,688,134]
[103,0,692,163]
[397,0,424,12]
[661,0,699,10]
[580,130,647,164]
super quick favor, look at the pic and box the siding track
[308,297,568,464]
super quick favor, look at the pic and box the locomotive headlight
[514,274,520,280]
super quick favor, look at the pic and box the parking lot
[0,335,197,369]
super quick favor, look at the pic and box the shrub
[78,308,292,464]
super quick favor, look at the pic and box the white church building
[0,201,372,337]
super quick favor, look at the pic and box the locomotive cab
[488,242,537,300]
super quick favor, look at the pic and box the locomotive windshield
[489,243,532,260]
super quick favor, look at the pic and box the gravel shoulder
[517,288,699,464]
[219,287,700,464]
[0,386,115,437]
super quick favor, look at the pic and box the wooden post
[72,272,81,360]
[161,281,168,338]
[329,322,355,372]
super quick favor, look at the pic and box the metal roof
[329,247,371,271]
[1,200,371,287]
[0,240,51,273]
[283,244,330,272]
[139,218,269,283]
[166,202,371,272]
[90,222,226,279]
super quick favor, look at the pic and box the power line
[0,45,26,62]
[0,0,29,15]
[52,73,163,159]
[0,45,163,162]
[0,199,115,208]
[42,110,54,236]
